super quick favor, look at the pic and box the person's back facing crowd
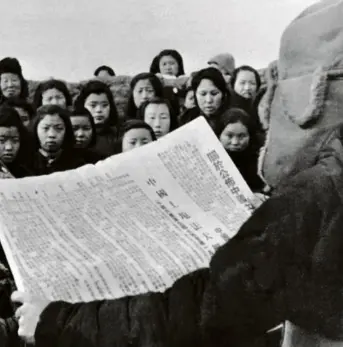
[0,51,273,345]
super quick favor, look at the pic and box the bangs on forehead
[39,113,65,123]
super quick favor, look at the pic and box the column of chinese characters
[206,149,255,212]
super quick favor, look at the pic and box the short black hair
[126,72,164,119]
[230,65,262,92]
[94,65,115,77]
[117,119,156,153]
[149,49,185,76]
[137,97,178,132]
[0,105,30,160]
[33,79,72,109]
[32,105,75,151]
[74,80,119,127]
[70,107,97,147]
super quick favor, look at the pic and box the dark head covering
[137,97,179,133]
[0,57,28,101]
[126,72,164,119]
[33,79,72,109]
[116,119,156,153]
[74,80,119,128]
[149,49,185,76]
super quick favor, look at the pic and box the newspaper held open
[0,117,255,302]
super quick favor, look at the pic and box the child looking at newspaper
[33,79,72,109]
[74,80,119,159]
[70,107,104,164]
[126,72,164,119]
[218,108,265,192]
[29,105,85,175]
[0,105,32,178]
[137,97,178,139]
[117,119,156,153]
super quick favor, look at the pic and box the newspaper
[0,117,255,302]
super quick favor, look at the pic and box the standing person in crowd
[3,98,34,129]
[0,58,28,104]
[29,105,85,176]
[94,65,116,78]
[74,80,119,158]
[117,119,156,153]
[33,79,72,110]
[137,97,178,139]
[180,67,229,134]
[70,107,104,164]
[218,108,265,192]
[230,66,263,133]
[126,72,164,119]
[208,53,236,86]
[150,49,185,77]
[0,105,32,178]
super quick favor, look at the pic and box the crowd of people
[0,51,268,194]
[0,50,273,346]
[1,0,343,345]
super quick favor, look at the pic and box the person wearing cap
[0,57,28,104]
[208,53,236,86]
[7,1,343,347]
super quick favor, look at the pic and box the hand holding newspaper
[0,117,256,303]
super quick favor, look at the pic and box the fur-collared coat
[24,124,343,347]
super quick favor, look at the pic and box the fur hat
[259,0,343,187]
[0,57,23,77]
[208,53,236,76]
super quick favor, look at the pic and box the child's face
[84,93,110,126]
[122,128,153,152]
[0,73,21,98]
[37,114,66,153]
[219,121,250,152]
[159,55,179,76]
[184,90,195,109]
[0,126,20,163]
[234,70,257,99]
[144,103,171,139]
[133,79,155,108]
[196,79,223,117]
[42,88,67,107]
[71,116,93,149]
[14,107,30,128]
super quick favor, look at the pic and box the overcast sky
[2,0,317,81]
